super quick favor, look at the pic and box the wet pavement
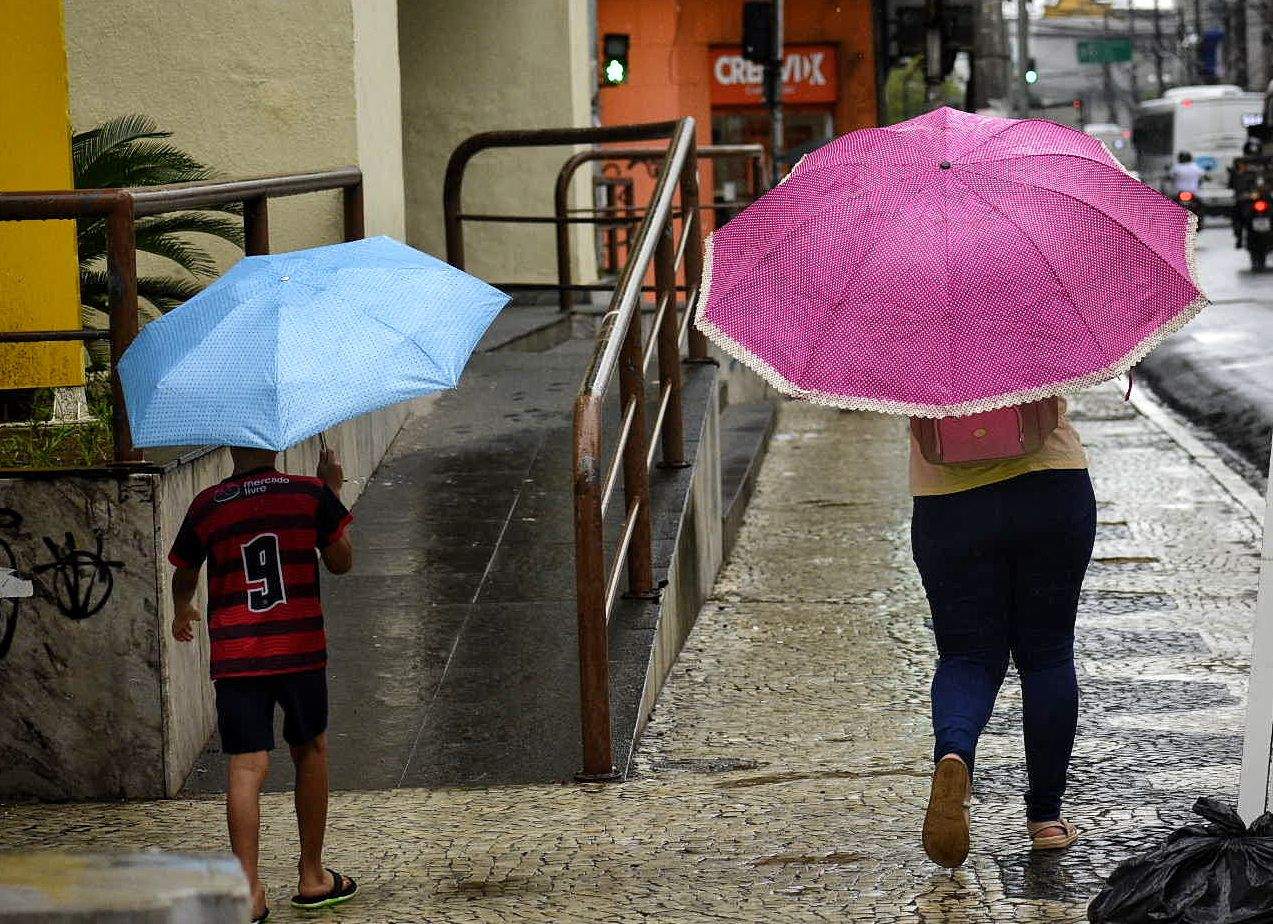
[183,313,723,794]
[0,383,1259,921]
[1140,224,1273,480]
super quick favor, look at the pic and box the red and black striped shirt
[169,467,352,680]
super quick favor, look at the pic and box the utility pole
[926,0,947,107]
[1152,0,1166,95]
[761,0,785,184]
[772,0,784,177]
[1016,0,1031,115]
[1103,5,1117,120]
[1127,0,1140,104]
[1194,0,1205,81]
[1248,0,1267,91]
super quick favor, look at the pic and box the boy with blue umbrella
[122,237,508,921]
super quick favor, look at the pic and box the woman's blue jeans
[911,469,1096,822]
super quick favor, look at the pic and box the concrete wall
[398,0,597,284]
[636,371,723,742]
[353,0,407,239]
[0,396,433,800]
[63,0,405,256]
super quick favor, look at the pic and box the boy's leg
[227,751,270,915]
[279,669,342,897]
[215,676,277,919]
[291,733,331,894]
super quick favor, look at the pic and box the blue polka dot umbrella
[118,236,508,450]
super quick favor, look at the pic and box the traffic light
[1025,57,1038,85]
[602,33,629,85]
[742,2,775,64]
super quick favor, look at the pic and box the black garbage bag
[1089,798,1273,923]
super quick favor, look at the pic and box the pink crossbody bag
[910,398,1060,465]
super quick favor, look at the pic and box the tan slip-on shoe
[1028,819,1079,851]
[922,756,972,868]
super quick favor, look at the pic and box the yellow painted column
[0,0,84,389]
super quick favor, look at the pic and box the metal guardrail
[443,119,715,778]
[443,132,765,314]
[0,168,364,465]
[553,144,766,313]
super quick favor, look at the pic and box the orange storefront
[597,0,878,221]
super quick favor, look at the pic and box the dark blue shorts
[214,668,328,754]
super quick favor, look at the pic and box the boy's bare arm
[321,536,353,574]
[171,566,202,641]
[316,447,353,574]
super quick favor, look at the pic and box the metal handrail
[441,119,707,780]
[572,120,703,780]
[0,167,364,464]
[442,121,681,271]
[578,128,695,399]
[552,143,766,314]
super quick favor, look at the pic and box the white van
[1133,85,1264,208]
[1083,122,1136,170]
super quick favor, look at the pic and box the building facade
[596,0,878,209]
[0,0,598,800]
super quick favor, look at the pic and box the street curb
[1128,382,1265,521]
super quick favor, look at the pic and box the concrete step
[720,401,778,558]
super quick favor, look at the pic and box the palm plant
[74,115,243,365]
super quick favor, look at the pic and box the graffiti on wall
[33,532,125,621]
[0,508,124,661]
[0,509,25,661]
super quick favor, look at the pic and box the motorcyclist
[1169,150,1206,197]
[1229,132,1270,247]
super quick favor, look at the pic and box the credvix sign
[710,43,839,106]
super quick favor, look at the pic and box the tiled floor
[0,385,1257,922]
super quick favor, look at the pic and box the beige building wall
[63,0,405,258]
[353,0,407,239]
[399,0,596,286]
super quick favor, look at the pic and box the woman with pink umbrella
[695,107,1207,869]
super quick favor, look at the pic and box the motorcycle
[1173,190,1205,230]
[1241,195,1273,271]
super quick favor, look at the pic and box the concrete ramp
[183,307,734,793]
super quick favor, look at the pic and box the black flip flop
[251,908,269,923]
[290,868,357,910]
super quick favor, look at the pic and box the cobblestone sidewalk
[0,387,1259,922]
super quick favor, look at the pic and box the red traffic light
[1255,199,1270,213]
[1178,191,1195,202]
[1073,98,1082,108]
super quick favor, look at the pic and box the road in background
[1140,226,1273,486]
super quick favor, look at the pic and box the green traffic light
[1025,69,1038,84]
[605,59,626,84]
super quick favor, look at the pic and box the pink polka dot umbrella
[694,107,1208,418]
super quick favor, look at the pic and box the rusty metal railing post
[554,160,576,313]
[243,198,270,255]
[678,139,708,362]
[618,308,656,598]
[653,224,686,468]
[342,181,365,241]
[573,396,614,779]
[106,195,141,463]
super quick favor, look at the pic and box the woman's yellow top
[909,398,1088,497]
